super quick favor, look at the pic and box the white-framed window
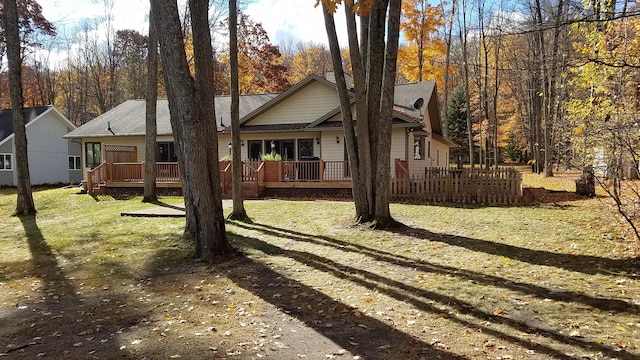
[0,154,12,171]
[68,156,81,170]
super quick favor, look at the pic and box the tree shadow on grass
[228,225,639,359]
[231,221,639,314]
[223,236,468,360]
[391,225,640,279]
[0,216,138,359]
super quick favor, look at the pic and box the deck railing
[281,160,350,182]
[87,161,522,204]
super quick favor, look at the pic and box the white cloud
[36,0,349,68]
[244,0,348,47]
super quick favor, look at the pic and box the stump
[575,167,595,197]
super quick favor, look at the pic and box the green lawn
[0,182,638,359]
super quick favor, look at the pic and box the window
[413,137,425,160]
[85,142,101,168]
[298,139,314,159]
[436,149,440,166]
[0,154,12,170]
[427,140,431,159]
[157,142,178,162]
[248,140,262,160]
[266,139,295,160]
[68,156,81,170]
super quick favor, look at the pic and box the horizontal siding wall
[27,114,74,185]
[249,82,340,125]
[390,128,406,178]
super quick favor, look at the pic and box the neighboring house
[64,73,456,195]
[0,106,81,186]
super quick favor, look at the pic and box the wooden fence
[391,168,522,205]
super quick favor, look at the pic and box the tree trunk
[374,0,401,227]
[441,0,457,140]
[228,0,248,220]
[143,6,158,203]
[152,0,231,262]
[461,0,474,169]
[323,0,399,227]
[323,1,369,220]
[3,0,36,216]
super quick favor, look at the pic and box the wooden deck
[87,161,522,205]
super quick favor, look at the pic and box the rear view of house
[0,106,81,186]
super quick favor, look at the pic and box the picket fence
[391,168,522,205]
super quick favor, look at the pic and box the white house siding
[68,139,82,184]
[390,128,407,178]
[319,130,345,161]
[26,113,75,185]
[248,82,340,125]
[432,141,449,168]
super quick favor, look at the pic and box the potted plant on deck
[261,152,282,182]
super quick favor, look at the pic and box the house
[64,73,456,196]
[0,106,81,186]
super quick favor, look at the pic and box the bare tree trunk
[344,2,373,219]
[323,0,398,227]
[461,0,474,169]
[374,0,401,227]
[228,0,248,220]
[323,1,369,220]
[3,0,36,216]
[152,0,231,262]
[143,7,159,203]
[441,0,457,139]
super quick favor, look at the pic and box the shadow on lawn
[392,226,640,280]
[233,222,639,314]
[0,216,139,359]
[225,235,467,360]
[228,221,638,360]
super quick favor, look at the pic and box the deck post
[319,160,324,182]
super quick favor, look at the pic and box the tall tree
[151,0,232,262]
[143,7,158,203]
[397,0,446,83]
[3,0,35,216]
[228,0,248,220]
[321,0,402,227]
[216,11,290,94]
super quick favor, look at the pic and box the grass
[0,175,639,359]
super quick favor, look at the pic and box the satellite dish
[413,98,424,109]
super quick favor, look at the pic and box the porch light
[336,136,340,144]
[316,137,320,145]
[228,142,232,155]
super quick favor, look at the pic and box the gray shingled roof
[393,81,435,119]
[64,94,277,139]
[0,106,50,143]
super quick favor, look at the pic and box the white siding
[26,113,75,185]
[248,82,340,125]
[319,131,345,161]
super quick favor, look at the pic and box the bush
[261,152,282,161]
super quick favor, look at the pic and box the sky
[36,0,347,62]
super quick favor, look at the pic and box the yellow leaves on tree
[288,44,333,84]
[397,0,449,85]
[316,0,374,15]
